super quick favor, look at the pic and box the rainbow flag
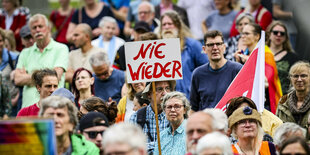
[265,46,282,114]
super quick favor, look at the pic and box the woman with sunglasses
[276,61,310,130]
[267,21,300,94]
[234,23,282,114]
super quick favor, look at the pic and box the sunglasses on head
[272,30,286,36]
[85,131,104,139]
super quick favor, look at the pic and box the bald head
[75,23,93,40]
[186,112,214,153]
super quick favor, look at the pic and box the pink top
[160,3,173,16]
[17,103,40,117]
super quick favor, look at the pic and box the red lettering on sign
[133,42,166,60]
[172,60,182,78]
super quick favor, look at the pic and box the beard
[161,29,179,39]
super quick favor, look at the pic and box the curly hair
[32,68,58,87]
[78,96,118,125]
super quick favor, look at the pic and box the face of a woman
[2,0,15,12]
[281,142,307,155]
[290,68,310,93]
[237,17,251,33]
[235,119,258,139]
[164,98,185,124]
[131,82,146,93]
[270,25,286,47]
[75,70,94,91]
[241,25,260,47]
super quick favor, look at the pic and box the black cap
[79,112,109,132]
[19,25,31,38]
[134,21,151,33]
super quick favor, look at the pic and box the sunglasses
[85,131,104,139]
[272,30,286,36]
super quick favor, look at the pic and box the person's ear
[36,85,41,93]
[77,130,81,134]
[142,103,148,107]
[90,77,94,85]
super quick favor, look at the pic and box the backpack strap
[136,106,154,141]
[7,51,15,70]
[137,106,147,129]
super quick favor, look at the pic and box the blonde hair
[4,30,16,51]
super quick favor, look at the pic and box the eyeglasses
[165,104,184,111]
[138,11,151,15]
[290,74,308,80]
[205,42,224,48]
[85,131,104,139]
[272,30,286,36]
[237,119,257,127]
[155,86,171,93]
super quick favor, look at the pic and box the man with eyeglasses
[79,112,110,152]
[130,80,176,153]
[190,30,242,112]
[89,52,125,103]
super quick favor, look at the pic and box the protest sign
[0,119,56,155]
[125,38,182,83]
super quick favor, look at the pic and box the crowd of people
[0,0,310,154]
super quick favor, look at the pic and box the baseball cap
[79,112,110,132]
[19,25,31,38]
[134,21,151,32]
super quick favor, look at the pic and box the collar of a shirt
[34,39,54,53]
[146,104,166,119]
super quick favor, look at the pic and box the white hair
[197,132,233,155]
[273,122,306,147]
[28,13,50,28]
[161,91,191,119]
[102,123,147,151]
[138,1,155,13]
[203,108,228,132]
[89,52,110,67]
[98,16,117,28]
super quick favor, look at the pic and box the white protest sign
[125,38,183,83]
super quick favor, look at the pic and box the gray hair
[203,108,228,132]
[99,16,117,28]
[236,12,255,25]
[28,14,50,28]
[161,91,191,119]
[89,52,110,67]
[138,1,155,13]
[39,96,78,128]
[197,132,233,155]
[273,122,306,147]
[102,123,147,152]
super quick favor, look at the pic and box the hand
[92,28,102,37]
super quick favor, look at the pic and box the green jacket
[276,92,310,129]
[71,134,100,155]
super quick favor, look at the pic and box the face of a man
[186,112,213,153]
[203,36,226,62]
[72,26,89,48]
[149,81,171,106]
[43,107,74,136]
[92,64,112,81]
[102,22,116,40]
[138,4,153,23]
[37,75,58,99]
[82,122,108,151]
[30,17,50,42]
[161,16,179,39]
[21,36,34,48]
